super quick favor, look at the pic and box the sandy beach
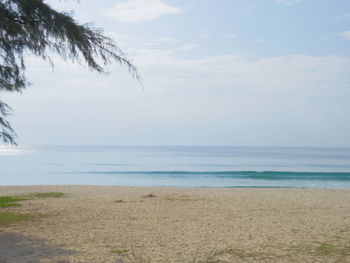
[0,186,350,263]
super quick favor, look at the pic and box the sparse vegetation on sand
[0,196,28,208]
[0,186,349,262]
[0,192,66,208]
[0,192,66,225]
[23,192,67,199]
[0,212,33,225]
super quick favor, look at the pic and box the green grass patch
[0,212,33,225]
[0,196,29,208]
[0,202,22,208]
[0,192,66,226]
[0,192,66,208]
[23,192,66,199]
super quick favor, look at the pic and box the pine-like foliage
[0,0,139,144]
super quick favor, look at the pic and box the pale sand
[0,186,350,263]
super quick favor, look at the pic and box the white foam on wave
[0,145,38,156]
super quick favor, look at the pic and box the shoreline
[1,184,349,189]
[1,185,350,262]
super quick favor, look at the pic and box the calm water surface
[1,145,350,188]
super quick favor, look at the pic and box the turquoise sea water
[1,145,350,188]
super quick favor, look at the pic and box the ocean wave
[71,170,350,181]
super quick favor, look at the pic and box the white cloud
[7,49,350,146]
[337,13,350,21]
[339,31,350,40]
[176,44,198,51]
[101,0,182,23]
[226,34,238,39]
[152,37,178,43]
[125,48,350,101]
[274,0,303,6]
[238,4,257,14]
[198,31,210,39]
[106,32,179,50]
[252,39,264,43]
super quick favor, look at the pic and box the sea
[1,145,350,188]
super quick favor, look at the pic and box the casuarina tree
[0,0,139,144]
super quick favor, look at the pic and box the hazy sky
[3,0,350,146]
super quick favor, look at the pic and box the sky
[2,0,350,147]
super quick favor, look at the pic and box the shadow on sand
[0,232,79,263]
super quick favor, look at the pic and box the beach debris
[111,249,129,255]
[142,194,157,198]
